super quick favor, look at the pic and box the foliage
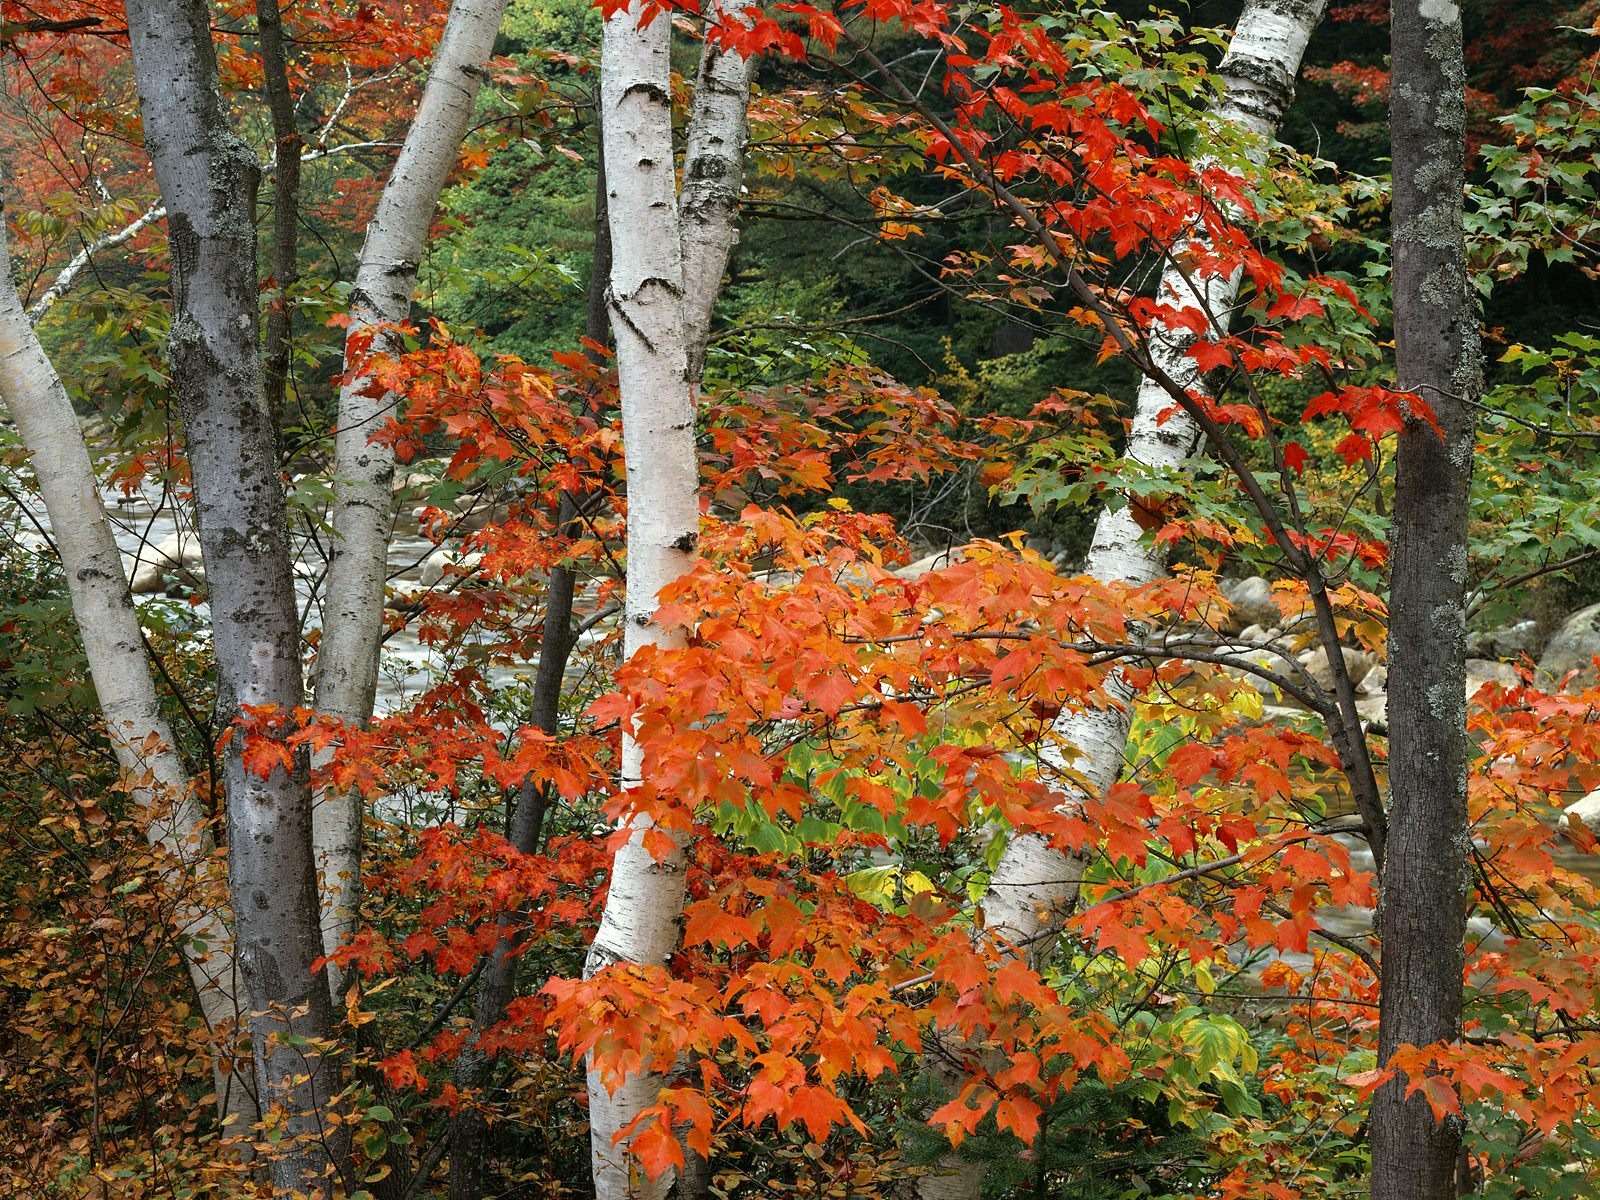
[6,0,1600,1197]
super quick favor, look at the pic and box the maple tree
[3,0,1600,1198]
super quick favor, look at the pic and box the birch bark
[1370,1,1479,1195]
[0,196,239,1056]
[680,3,755,382]
[979,0,1328,958]
[582,4,702,1194]
[312,0,508,987]
[124,0,338,1188]
[917,3,1327,1194]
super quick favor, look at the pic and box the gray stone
[1222,576,1278,632]
[1467,618,1541,660]
[1564,787,1600,833]
[1296,645,1376,693]
[1237,623,1281,643]
[419,547,484,587]
[1536,602,1600,692]
[1465,658,1519,695]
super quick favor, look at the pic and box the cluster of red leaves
[702,364,1048,502]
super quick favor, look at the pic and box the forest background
[2,0,1600,1198]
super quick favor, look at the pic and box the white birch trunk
[680,5,755,381]
[583,4,701,1195]
[918,3,1327,1195]
[125,0,339,1188]
[312,0,508,987]
[982,0,1327,952]
[0,199,240,1046]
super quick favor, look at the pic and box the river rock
[129,532,203,594]
[1358,664,1386,696]
[1238,623,1280,644]
[1536,602,1600,692]
[1222,576,1277,632]
[1296,645,1376,692]
[1466,658,1519,694]
[892,546,968,580]
[419,547,484,587]
[1564,787,1600,832]
[1467,618,1541,661]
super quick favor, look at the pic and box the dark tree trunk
[256,0,301,430]
[446,154,611,1200]
[1371,2,1482,1199]
[123,0,340,1192]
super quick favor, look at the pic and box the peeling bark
[124,0,338,1189]
[313,0,509,994]
[1371,1,1479,1197]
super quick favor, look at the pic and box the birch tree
[975,0,1329,965]
[914,4,1329,1195]
[581,8,752,1196]
[123,0,338,1188]
[313,0,510,989]
[583,6,700,1189]
[1370,0,1480,1195]
[0,184,245,1096]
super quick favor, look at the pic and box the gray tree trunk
[313,0,509,996]
[1370,1,1480,1197]
[124,0,339,1189]
[583,2,702,1192]
[578,9,752,1192]
[0,182,251,1112]
[979,0,1328,948]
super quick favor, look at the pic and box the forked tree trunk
[313,0,509,993]
[583,4,702,1195]
[1370,1,1479,1197]
[916,3,1327,1196]
[124,0,339,1190]
[576,10,752,1196]
[0,189,245,1086]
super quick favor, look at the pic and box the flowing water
[8,476,1598,973]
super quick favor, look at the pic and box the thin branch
[27,202,164,322]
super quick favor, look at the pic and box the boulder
[129,562,165,595]
[1237,623,1281,644]
[419,547,484,587]
[1536,602,1600,692]
[1564,787,1600,833]
[1358,664,1386,697]
[151,532,203,569]
[1465,658,1519,694]
[129,532,203,595]
[1467,618,1541,661]
[892,546,969,580]
[1296,645,1376,693]
[1222,576,1277,632]
[1217,642,1298,699]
